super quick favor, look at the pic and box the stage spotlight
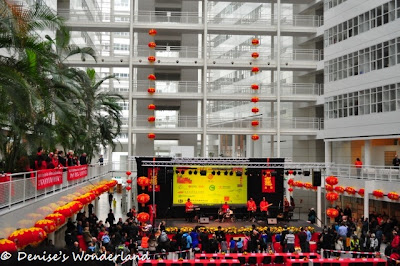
[194,170,197,175]
[175,170,179,174]
[303,171,310,176]
[236,171,242,176]
[188,170,192,175]
[298,171,302,175]
[212,171,215,175]
[217,171,221,175]
[285,171,289,175]
[293,171,296,176]
[224,171,228,175]
[181,170,185,174]
[229,171,233,176]
[200,170,207,176]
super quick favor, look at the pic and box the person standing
[393,154,400,169]
[260,197,272,220]
[355,158,363,177]
[185,198,194,222]
[247,198,257,222]
[79,153,88,165]
[284,230,295,252]
[108,192,113,208]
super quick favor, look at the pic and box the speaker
[200,170,207,176]
[267,218,277,225]
[312,171,322,186]
[199,217,209,224]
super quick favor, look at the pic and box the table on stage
[285,257,387,266]
[139,258,240,266]
[194,252,320,264]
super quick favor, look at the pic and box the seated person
[223,208,234,222]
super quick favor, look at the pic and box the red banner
[67,165,88,181]
[147,167,160,192]
[37,169,63,190]
[261,170,275,193]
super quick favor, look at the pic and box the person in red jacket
[247,198,257,222]
[355,158,363,177]
[34,147,47,170]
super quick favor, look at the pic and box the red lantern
[148,116,156,122]
[251,84,259,90]
[288,187,294,192]
[137,193,150,207]
[137,176,151,190]
[334,186,345,193]
[251,120,259,127]
[326,208,339,218]
[358,188,365,196]
[325,184,334,191]
[148,74,156,80]
[148,87,156,94]
[148,133,156,139]
[251,96,259,103]
[251,67,260,73]
[251,39,259,45]
[251,134,259,141]
[137,212,150,223]
[148,56,156,62]
[288,178,294,186]
[126,179,132,184]
[345,187,356,195]
[252,107,259,113]
[126,186,131,191]
[304,182,313,189]
[34,219,56,234]
[45,213,66,227]
[294,181,304,188]
[326,192,339,203]
[148,104,156,110]
[148,29,157,36]
[325,176,338,186]
[126,171,132,176]
[373,190,384,198]
[29,227,47,246]
[387,192,399,200]
[8,229,33,248]
[148,42,156,48]
[251,52,259,59]
[0,239,17,253]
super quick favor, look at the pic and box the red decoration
[137,193,150,207]
[387,192,399,200]
[148,104,156,110]
[294,181,304,188]
[148,87,156,94]
[29,227,47,246]
[251,39,259,45]
[137,176,151,190]
[148,29,157,36]
[261,170,275,193]
[304,182,313,189]
[251,52,259,59]
[148,133,156,139]
[252,107,259,113]
[148,42,156,48]
[148,56,156,62]
[126,186,131,191]
[148,116,156,122]
[148,74,156,80]
[251,120,259,127]
[251,67,260,73]
[288,178,294,186]
[251,84,259,90]
[334,186,345,193]
[358,188,365,196]
[137,212,150,223]
[251,134,259,141]
[8,229,33,248]
[126,179,132,184]
[288,187,294,192]
[325,176,338,186]
[345,187,356,195]
[45,213,66,227]
[0,239,17,253]
[326,192,339,203]
[325,184,334,191]
[373,190,384,198]
[251,96,259,103]
[34,219,56,234]
[126,171,132,176]
[327,208,339,218]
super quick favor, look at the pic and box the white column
[246,135,253,157]
[364,140,371,166]
[201,0,208,157]
[232,135,236,157]
[325,141,332,174]
[317,186,322,227]
[276,0,282,157]
[364,181,372,220]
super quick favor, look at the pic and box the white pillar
[325,141,332,175]
[232,135,236,157]
[317,186,322,227]
[364,181,372,220]
[276,0,282,157]
[246,135,253,157]
[364,140,371,166]
[48,232,55,246]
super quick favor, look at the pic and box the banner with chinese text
[147,167,160,192]
[261,169,275,193]
[67,165,88,181]
[37,169,63,190]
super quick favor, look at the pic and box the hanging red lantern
[45,213,66,227]
[325,184,334,191]
[0,239,17,253]
[34,219,56,234]
[373,190,384,198]
[326,192,339,203]
[294,181,304,188]
[126,171,132,176]
[8,229,33,249]
[251,120,259,126]
[251,84,259,90]
[251,39,259,45]
[288,179,294,186]
[148,42,156,48]
[148,104,156,110]
[325,176,338,186]
[304,182,313,189]
[126,179,132,184]
[148,74,156,80]
[252,107,259,113]
[327,208,339,218]
[148,29,157,36]
[148,87,156,94]
[251,67,260,73]
[148,133,156,139]
[29,227,47,246]
[251,52,259,59]
[148,116,156,122]
[288,187,294,192]
[345,187,356,195]
[126,186,131,191]
[334,186,345,193]
[387,192,399,200]
[358,188,365,196]
[137,212,150,223]
[251,96,259,103]
[137,176,151,190]
[148,56,156,62]
[251,134,259,141]
[137,193,151,207]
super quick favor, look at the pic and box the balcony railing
[58,9,130,23]
[136,45,199,58]
[133,115,202,128]
[133,81,201,93]
[209,48,321,61]
[330,164,400,182]
[136,11,202,24]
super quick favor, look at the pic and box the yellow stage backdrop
[172,167,247,206]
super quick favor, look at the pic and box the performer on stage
[185,198,194,222]
[217,202,230,222]
[247,197,257,222]
[283,196,290,221]
[260,197,273,220]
